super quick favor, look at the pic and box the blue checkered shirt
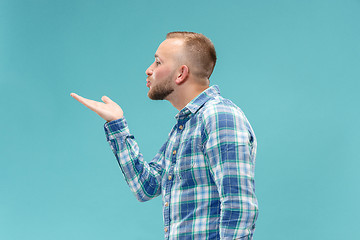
[104,85,258,239]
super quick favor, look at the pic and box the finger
[101,95,113,104]
[70,93,99,111]
[70,93,89,105]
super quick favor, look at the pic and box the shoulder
[201,95,246,122]
[200,95,249,132]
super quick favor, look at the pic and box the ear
[175,65,189,85]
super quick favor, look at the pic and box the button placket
[163,121,183,239]
[163,163,175,239]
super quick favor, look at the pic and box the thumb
[101,96,113,104]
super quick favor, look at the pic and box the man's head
[145,31,217,101]
[166,31,217,80]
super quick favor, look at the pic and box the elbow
[133,186,161,202]
[133,191,152,202]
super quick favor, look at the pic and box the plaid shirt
[104,85,258,239]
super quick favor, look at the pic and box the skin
[71,38,210,122]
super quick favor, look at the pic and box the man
[71,32,258,239]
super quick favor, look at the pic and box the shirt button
[165,202,169,207]
[164,227,168,232]
[179,125,183,130]
[168,175,172,180]
[172,150,176,155]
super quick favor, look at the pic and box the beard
[148,78,174,100]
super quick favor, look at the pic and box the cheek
[155,66,173,79]
[153,71,165,81]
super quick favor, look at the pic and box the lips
[146,78,152,88]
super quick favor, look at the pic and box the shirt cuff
[104,117,130,140]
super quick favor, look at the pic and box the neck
[166,81,209,111]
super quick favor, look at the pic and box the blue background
[1,0,359,239]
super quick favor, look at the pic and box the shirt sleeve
[202,104,259,239]
[104,118,165,202]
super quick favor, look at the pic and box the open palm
[71,93,124,122]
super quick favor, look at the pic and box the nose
[146,64,153,76]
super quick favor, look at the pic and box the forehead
[155,38,184,59]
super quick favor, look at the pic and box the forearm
[104,118,162,202]
[212,150,258,239]
[219,178,258,239]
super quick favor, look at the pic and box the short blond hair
[166,31,217,79]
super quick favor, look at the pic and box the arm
[104,118,164,201]
[70,93,163,201]
[202,105,258,239]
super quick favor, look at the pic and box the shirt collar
[175,85,220,120]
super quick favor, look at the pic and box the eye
[154,57,161,66]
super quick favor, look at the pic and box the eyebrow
[154,54,162,61]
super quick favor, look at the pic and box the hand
[70,93,124,122]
